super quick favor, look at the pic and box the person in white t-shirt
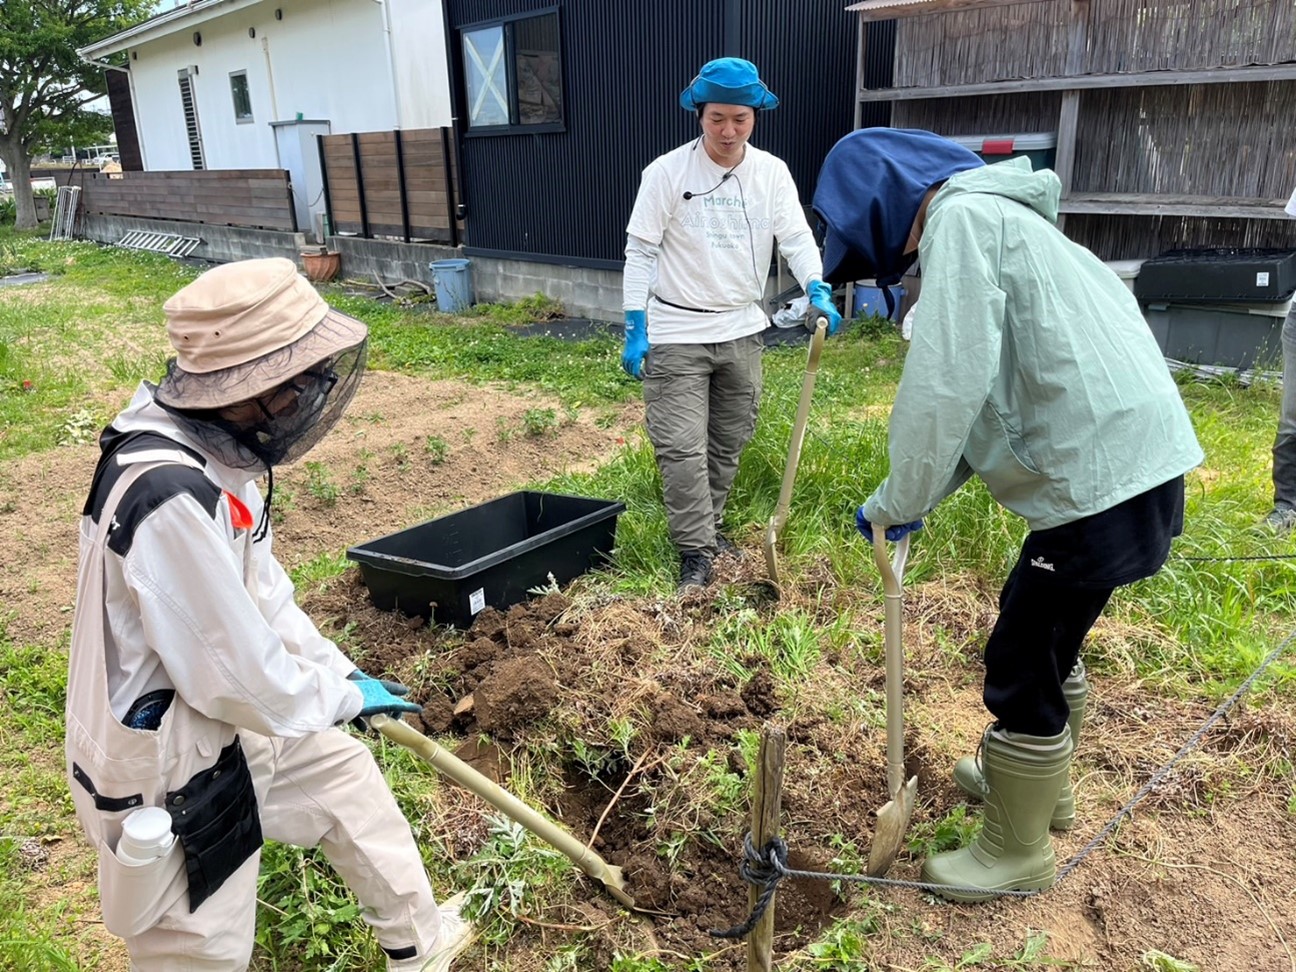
[621,57,841,589]
[1265,185,1296,531]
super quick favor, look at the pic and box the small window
[461,9,563,134]
[229,71,253,123]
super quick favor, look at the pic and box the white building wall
[125,0,450,171]
[387,0,454,130]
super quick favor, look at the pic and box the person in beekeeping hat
[65,257,475,970]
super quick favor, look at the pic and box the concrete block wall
[467,256,623,321]
[81,214,306,264]
[322,240,623,320]
[327,236,459,288]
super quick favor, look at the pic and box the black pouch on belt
[165,736,263,912]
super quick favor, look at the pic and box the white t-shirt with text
[623,138,823,345]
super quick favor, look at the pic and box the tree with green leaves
[0,0,152,229]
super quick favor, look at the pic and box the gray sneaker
[1263,506,1296,533]
[426,893,477,972]
[714,533,739,557]
[678,551,713,589]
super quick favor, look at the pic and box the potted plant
[300,246,341,283]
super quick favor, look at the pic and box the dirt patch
[475,656,560,734]
[270,373,639,570]
[0,372,639,645]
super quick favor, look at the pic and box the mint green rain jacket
[862,158,1203,532]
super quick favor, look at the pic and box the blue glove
[348,669,421,722]
[622,310,649,379]
[856,506,923,543]
[806,279,842,336]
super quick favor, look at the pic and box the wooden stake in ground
[748,726,787,972]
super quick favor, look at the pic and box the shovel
[865,527,919,876]
[762,318,827,591]
[369,713,636,909]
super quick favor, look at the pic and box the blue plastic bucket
[430,258,474,313]
[852,282,905,321]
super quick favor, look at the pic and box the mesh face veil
[159,330,368,472]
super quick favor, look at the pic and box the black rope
[708,834,789,939]
[709,623,1296,939]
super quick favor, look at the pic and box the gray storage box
[1143,300,1289,370]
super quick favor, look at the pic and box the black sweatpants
[982,560,1113,736]
[982,475,1186,737]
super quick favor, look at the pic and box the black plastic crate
[1134,248,1296,304]
[347,491,625,628]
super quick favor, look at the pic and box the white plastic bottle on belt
[116,806,175,866]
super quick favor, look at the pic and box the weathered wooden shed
[849,0,1296,260]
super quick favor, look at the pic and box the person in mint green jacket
[813,129,1203,902]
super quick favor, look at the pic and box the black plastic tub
[1135,248,1296,304]
[346,491,625,628]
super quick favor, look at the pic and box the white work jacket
[65,384,363,936]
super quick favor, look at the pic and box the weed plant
[425,434,449,463]
[523,406,559,436]
[304,461,341,507]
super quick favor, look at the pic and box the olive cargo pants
[642,335,763,555]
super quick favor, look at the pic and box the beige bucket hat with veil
[154,257,367,411]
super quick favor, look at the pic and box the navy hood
[812,129,984,287]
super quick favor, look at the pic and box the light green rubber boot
[923,726,1072,902]
[952,660,1088,830]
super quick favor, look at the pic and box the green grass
[540,322,1296,700]
[0,626,109,969]
[0,239,199,459]
[288,551,353,589]
[2,241,1295,970]
[0,639,69,750]
[322,288,629,405]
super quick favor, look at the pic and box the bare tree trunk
[0,135,37,229]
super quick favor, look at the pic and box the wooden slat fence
[893,0,1296,87]
[58,169,297,231]
[876,0,1296,261]
[894,91,1063,134]
[319,127,461,245]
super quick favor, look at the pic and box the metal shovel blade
[867,776,918,876]
[762,320,827,591]
[369,713,635,909]
[865,528,918,877]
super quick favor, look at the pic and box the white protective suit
[65,384,446,970]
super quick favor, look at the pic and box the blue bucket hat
[680,58,779,111]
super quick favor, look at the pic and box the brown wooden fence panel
[318,126,462,244]
[59,169,297,231]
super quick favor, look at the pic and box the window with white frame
[229,71,253,123]
[461,9,563,133]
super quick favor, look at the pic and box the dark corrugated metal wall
[740,0,858,213]
[445,0,863,266]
